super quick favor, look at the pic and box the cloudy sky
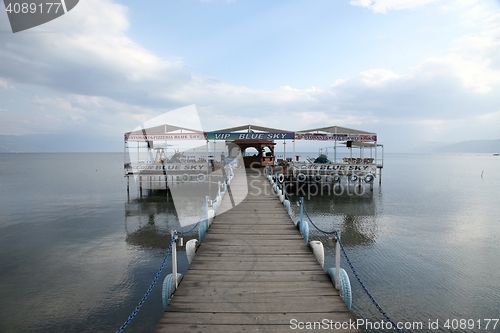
[1,0,499,152]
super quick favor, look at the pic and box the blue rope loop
[178,220,201,235]
[300,200,406,333]
[115,232,178,333]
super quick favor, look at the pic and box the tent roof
[211,124,290,133]
[125,123,377,138]
[296,125,375,135]
[125,124,200,135]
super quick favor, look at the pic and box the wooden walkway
[155,169,361,332]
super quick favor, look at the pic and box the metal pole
[283,140,286,161]
[206,195,210,230]
[335,231,341,290]
[206,140,210,194]
[293,139,296,162]
[334,140,337,163]
[172,230,178,290]
[299,197,304,232]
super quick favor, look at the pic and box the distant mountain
[376,139,456,153]
[432,139,500,154]
[0,134,122,153]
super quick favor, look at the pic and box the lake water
[0,153,499,332]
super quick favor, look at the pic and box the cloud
[349,0,442,13]
[0,78,11,89]
[0,0,192,106]
[360,69,401,87]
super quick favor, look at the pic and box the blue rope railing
[299,198,406,333]
[115,232,178,333]
[116,179,227,332]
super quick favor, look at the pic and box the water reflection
[124,189,201,249]
[289,187,380,248]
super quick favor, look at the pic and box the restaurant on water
[124,124,384,192]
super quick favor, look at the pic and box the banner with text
[125,132,205,141]
[295,133,377,142]
[294,164,377,173]
[206,132,295,141]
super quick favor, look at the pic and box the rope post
[205,196,210,230]
[335,231,341,290]
[171,231,178,290]
[299,197,304,230]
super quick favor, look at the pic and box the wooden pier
[155,169,361,332]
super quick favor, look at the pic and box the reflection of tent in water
[124,190,204,249]
[126,223,172,249]
[125,221,200,250]
[125,190,177,249]
[299,194,378,247]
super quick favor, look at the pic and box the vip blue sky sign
[206,132,295,141]
[4,0,79,33]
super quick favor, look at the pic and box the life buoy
[197,173,206,182]
[349,173,358,182]
[333,174,341,183]
[181,174,190,182]
[327,268,352,309]
[364,174,374,183]
[162,273,183,310]
[297,173,306,183]
[278,173,285,183]
[314,174,322,182]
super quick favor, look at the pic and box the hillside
[0,134,122,153]
[432,139,500,154]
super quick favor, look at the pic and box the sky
[1,0,500,152]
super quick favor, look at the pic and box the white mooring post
[335,231,341,290]
[171,231,178,290]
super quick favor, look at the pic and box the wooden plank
[195,245,310,255]
[171,284,339,298]
[168,295,345,307]
[156,324,360,333]
[158,312,356,325]
[186,262,325,271]
[199,239,307,247]
[166,300,349,313]
[180,272,330,283]
[191,253,316,263]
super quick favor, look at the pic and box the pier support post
[139,176,142,196]
[335,231,341,290]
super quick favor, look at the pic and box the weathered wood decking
[155,169,361,332]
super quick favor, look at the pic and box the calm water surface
[292,153,500,332]
[0,153,499,332]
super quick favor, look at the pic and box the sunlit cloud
[349,0,442,13]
